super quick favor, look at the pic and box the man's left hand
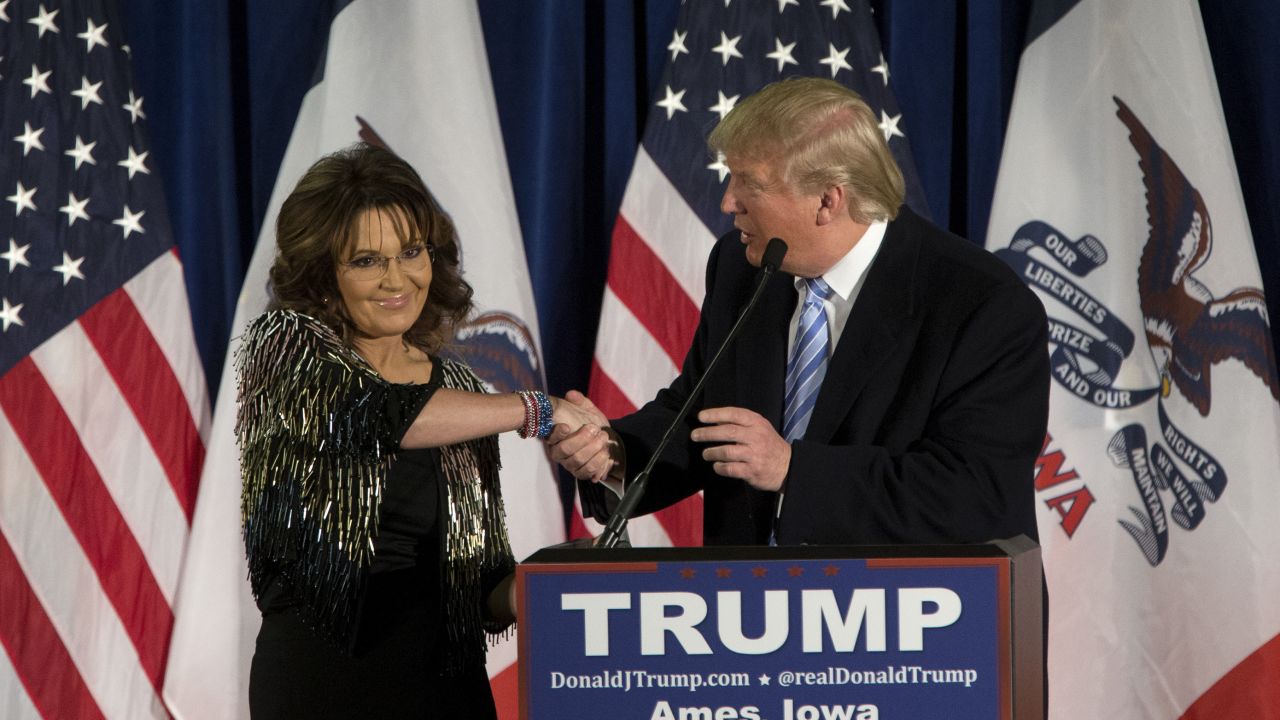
[691,407,791,491]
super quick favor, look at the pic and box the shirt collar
[794,220,888,301]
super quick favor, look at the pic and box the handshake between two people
[545,391,793,494]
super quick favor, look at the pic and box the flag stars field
[2,239,31,272]
[878,110,904,142]
[60,192,91,226]
[667,29,689,61]
[711,31,744,66]
[52,252,85,285]
[657,85,688,119]
[114,205,145,238]
[766,38,799,72]
[14,121,45,155]
[71,75,105,108]
[23,63,51,97]
[119,146,150,179]
[7,181,36,216]
[123,90,145,123]
[819,42,852,77]
[65,135,97,169]
[0,297,24,331]
[27,2,57,37]
[77,18,109,53]
[820,0,851,20]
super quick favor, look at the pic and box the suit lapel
[804,212,922,443]
[735,270,795,430]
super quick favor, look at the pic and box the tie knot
[804,277,833,302]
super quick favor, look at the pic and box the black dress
[247,366,499,719]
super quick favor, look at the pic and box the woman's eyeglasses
[340,243,434,281]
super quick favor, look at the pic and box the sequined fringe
[237,311,431,643]
[237,310,515,672]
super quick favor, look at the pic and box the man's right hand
[547,391,624,484]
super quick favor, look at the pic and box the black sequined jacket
[235,309,514,669]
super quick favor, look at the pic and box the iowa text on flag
[1,0,210,718]
[986,0,1280,716]
[589,0,928,548]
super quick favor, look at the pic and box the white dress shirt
[785,220,888,361]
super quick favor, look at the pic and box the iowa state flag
[987,0,1280,717]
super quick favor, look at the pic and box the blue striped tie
[783,277,833,442]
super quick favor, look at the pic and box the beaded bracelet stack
[516,390,555,439]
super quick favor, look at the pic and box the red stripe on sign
[0,530,107,720]
[1181,632,1280,720]
[0,359,174,693]
[80,289,204,522]
[607,217,701,368]
[588,360,639,420]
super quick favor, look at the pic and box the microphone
[596,238,788,549]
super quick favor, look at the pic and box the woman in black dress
[236,143,593,718]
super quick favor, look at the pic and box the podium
[516,537,1042,720]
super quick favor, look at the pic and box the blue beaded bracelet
[517,390,554,439]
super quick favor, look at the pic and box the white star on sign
[71,75,104,109]
[766,38,798,73]
[708,90,739,120]
[758,674,771,686]
[0,297,23,332]
[114,205,145,238]
[23,63,52,98]
[2,239,31,272]
[820,0,851,19]
[123,90,146,124]
[66,136,97,169]
[7,181,36,216]
[119,146,150,179]
[707,152,729,183]
[60,192,90,226]
[878,110,905,142]
[711,31,744,66]
[776,0,798,12]
[871,52,890,85]
[656,85,688,120]
[818,43,852,78]
[28,3,58,37]
[14,121,45,156]
[77,18,109,52]
[667,29,689,61]
[53,252,85,285]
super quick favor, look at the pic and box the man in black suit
[551,77,1049,547]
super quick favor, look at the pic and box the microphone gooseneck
[596,238,788,549]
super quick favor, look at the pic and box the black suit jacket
[582,207,1049,546]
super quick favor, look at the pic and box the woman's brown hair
[268,142,473,352]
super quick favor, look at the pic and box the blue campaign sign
[518,547,1020,720]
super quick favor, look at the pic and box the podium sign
[517,539,1041,720]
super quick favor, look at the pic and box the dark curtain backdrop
[116,0,1280,405]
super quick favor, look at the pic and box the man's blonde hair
[708,77,904,222]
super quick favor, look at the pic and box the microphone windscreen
[763,238,788,271]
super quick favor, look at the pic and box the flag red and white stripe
[0,252,210,719]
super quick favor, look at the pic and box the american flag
[586,0,927,547]
[0,0,210,718]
